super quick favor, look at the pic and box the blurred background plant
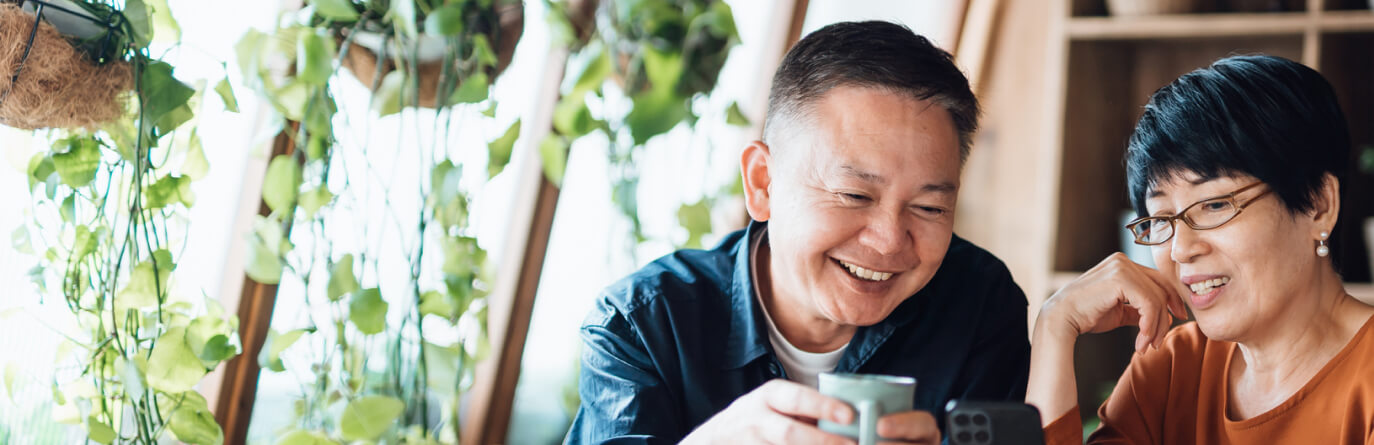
[233,0,522,442]
[4,0,241,443]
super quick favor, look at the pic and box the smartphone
[944,400,1045,445]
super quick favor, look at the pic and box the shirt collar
[719,220,936,371]
[722,220,771,369]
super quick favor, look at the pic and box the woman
[1028,54,1374,444]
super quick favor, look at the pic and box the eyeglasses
[1125,182,1272,246]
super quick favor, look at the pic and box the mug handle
[856,399,880,445]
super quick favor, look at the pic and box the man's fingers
[875,410,939,444]
[759,411,856,445]
[759,380,853,424]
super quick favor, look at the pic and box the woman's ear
[1311,172,1341,235]
[741,140,773,222]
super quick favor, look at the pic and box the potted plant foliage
[234,0,522,442]
[4,0,240,444]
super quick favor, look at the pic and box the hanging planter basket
[340,2,524,109]
[0,0,132,130]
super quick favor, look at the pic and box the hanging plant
[236,0,522,442]
[544,0,747,251]
[6,0,240,444]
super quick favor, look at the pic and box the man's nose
[859,210,911,256]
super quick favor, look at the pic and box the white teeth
[1188,276,1230,294]
[838,260,894,282]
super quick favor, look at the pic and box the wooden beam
[214,125,296,445]
[462,46,569,445]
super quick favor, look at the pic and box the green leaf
[168,392,223,445]
[450,72,489,104]
[677,200,713,248]
[182,130,210,180]
[187,316,236,363]
[51,135,101,188]
[274,430,333,445]
[570,44,610,97]
[298,186,333,219]
[71,224,96,263]
[423,341,461,394]
[372,71,406,116]
[326,254,358,301]
[144,175,195,209]
[348,288,387,335]
[339,395,404,441]
[262,155,301,213]
[146,328,208,394]
[488,119,521,178]
[297,31,336,86]
[148,0,181,44]
[539,135,569,186]
[86,416,116,444]
[641,44,684,93]
[125,0,152,47]
[245,216,285,284]
[704,1,738,40]
[258,329,306,373]
[141,61,196,137]
[626,89,687,145]
[59,194,75,222]
[418,290,452,320]
[726,101,751,126]
[116,356,145,400]
[424,4,465,36]
[270,80,311,121]
[214,78,239,112]
[311,0,360,21]
[553,94,596,138]
[11,225,31,255]
[27,152,55,190]
[115,252,174,312]
[389,0,418,39]
[472,34,498,69]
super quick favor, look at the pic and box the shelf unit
[1035,0,1374,416]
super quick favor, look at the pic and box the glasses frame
[1124,181,1272,246]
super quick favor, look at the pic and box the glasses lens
[1185,199,1238,229]
[1132,218,1172,245]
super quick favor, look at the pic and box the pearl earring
[1317,231,1330,257]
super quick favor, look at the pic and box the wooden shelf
[1319,10,1374,33]
[1066,10,1374,40]
[1068,12,1309,40]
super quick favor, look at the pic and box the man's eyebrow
[840,165,885,185]
[839,165,956,194]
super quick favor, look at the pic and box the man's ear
[1310,172,1341,235]
[741,140,773,222]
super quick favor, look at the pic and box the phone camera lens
[954,414,970,426]
[974,431,990,443]
[972,414,988,425]
[957,431,972,442]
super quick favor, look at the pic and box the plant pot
[340,2,523,108]
[1106,0,1198,16]
[0,3,131,130]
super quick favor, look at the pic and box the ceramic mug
[817,372,917,445]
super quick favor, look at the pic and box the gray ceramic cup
[817,373,917,445]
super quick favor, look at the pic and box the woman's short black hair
[1126,54,1349,217]
[764,21,979,162]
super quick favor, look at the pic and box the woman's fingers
[1139,266,1188,320]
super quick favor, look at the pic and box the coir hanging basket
[0,2,132,130]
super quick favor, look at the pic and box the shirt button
[767,362,781,377]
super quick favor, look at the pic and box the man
[567,21,1030,444]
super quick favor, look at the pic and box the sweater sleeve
[1043,405,1084,445]
[1085,324,1206,445]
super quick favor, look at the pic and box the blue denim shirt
[567,221,1030,444]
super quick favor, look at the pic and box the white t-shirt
[749,228,847,388]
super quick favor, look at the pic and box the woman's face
[1145,173,1322,342]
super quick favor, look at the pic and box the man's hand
[681,379,856,445]
[876,410,941,444]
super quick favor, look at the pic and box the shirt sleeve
[1043,405,1084,445]
[565,297,682,445]
[1083,329,1193,444]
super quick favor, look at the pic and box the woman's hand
[1042,252,1188,352]
[1025,252,1187,428]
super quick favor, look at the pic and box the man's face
[752,86,962,327]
